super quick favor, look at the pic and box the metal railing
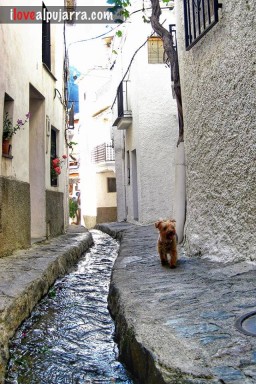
[91,142,115,164]
[183,0,222,50]
[112,80,132,126]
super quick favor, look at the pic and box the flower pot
[2,139,12,156]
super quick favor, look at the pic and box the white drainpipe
[174,142,186,243]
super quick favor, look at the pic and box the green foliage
[3,111,30,140]
[142,15,150,23]
[48,287,57,298]
[67,140,78,155]
[68,141,77,151]
[69,198,78,219]
[107,0,131,6]
[107,0,130,22]
[120,8,130,18]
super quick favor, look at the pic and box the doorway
[131,149,139,221]
[29,85,46,240]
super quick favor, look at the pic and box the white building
[111,3,183,232]
[176,0,256,261]
[0,0,68,257]
[77,65,117,228]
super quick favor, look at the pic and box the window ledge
[2,153,13,159]
[43,63,57,81]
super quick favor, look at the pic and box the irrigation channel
[5,230,134,384]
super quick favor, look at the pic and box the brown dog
[155,219,178,268]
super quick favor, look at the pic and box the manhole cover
[235,311,256,336]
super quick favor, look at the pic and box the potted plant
[51,154,67,185]
[2,111,30,155]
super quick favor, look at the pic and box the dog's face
[155,219,176,241]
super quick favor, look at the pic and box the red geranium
[54,166,61,175]
[52,158,60,167]
[51,154,67,179]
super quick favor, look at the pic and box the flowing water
[5,230,133,384]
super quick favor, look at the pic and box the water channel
[5,230,134,384]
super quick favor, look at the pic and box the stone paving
[96,222,256,384]
[0,226,93,384]
[0,222,256,384]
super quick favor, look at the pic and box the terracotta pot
[2,139,11,156]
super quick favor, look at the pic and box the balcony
[91,142,115,164]
[112,80,132,130]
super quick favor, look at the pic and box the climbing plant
[108,0,184,145]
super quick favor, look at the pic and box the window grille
[183,0,222,50]
[147,37,165,64]
[42,3,51,69]
[112,80,132,128]
[91,143,115,164]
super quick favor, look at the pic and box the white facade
[111,4,180,226]
[176,0,256,261]
[0,0,68,256]
[78,67,117,228]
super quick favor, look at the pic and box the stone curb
[0,228,93,383]
[96,222,256,384]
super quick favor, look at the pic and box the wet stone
[200,311,235,320]
[212,366,246,383]
[200,334,231,345]
[5,230,133,384]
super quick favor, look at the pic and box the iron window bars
[183,0,222,50]
[42,3,51,69]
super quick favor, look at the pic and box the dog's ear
[155,220,161,229]
[170,218,176,227]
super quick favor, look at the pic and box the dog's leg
[170,249,177,269]
[158,247,168,265]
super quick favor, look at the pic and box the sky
[66,0,118,72]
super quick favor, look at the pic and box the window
[183,0,222,50]
[147,37,165,64]
[50,128,57,186]
[42,3,51,69]
[107,178,116,193]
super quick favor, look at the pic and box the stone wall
[46,190,64,238]
[0,177,30,257]
[176,0,256,262]
[96,207,117,224]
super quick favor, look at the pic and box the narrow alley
[0,0,255,383]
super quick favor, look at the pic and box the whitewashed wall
[112,5,179,224]
[0,0,67,244]
[176,0,256,261]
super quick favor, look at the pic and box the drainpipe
[122,130,128,221]
[174,142,186,243]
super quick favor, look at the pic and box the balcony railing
[112,80,132,130]
[91,142,115,164]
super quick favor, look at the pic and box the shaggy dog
[155,219,178,268]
